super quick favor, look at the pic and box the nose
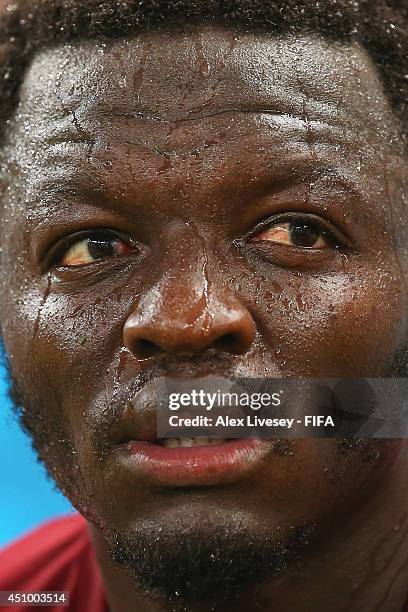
[123,280,256,359]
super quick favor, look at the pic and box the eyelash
[244,212,348,249]
[49,229,134,268]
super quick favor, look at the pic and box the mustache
[88,351,261,453]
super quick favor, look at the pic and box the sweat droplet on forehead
[10,28,403,154]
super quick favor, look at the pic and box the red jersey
[0,515,108,612]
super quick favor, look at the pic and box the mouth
[115,436,272,487]
[107,375,272,487]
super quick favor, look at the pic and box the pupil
[289,221,320,248]
[88,237,116,260]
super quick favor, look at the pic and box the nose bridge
[151,221,212,324]
[139,244,212,333]
[122,225,256,357]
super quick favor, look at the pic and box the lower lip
[118,438,272,487]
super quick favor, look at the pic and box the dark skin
[1,24,408,611]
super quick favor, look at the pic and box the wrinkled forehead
[10,26,403,151]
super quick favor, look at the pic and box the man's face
[1,25,408,604]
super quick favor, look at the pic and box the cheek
[251,265,406,377]
[2,271,139,435]
[1,273,143,511]
[317,271,406,376]
[217,438,403,542]
[324,280,405,374]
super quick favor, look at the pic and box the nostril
[133,338,163,359]
[213,332,244,355]
[123,305,255,358]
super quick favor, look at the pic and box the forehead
[10,25,401,152]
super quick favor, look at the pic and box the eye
[251,218,333,249]
[58,231,138,267]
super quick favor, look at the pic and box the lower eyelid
[243,241,340,272]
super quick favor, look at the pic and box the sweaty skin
[1,25,408,612]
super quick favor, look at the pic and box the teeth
[161,437,228,448]
[162,438,179,448]
[180,437,195,447]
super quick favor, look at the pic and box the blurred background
[0,353,73,548]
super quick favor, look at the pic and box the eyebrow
[239,162,369,210]
[29,158,367,223]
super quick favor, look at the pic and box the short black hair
[0,0,407,144]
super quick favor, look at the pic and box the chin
[105,508,316,609]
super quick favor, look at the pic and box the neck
[89,446,408,612]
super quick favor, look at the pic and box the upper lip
[105,373,245,448]
[93,349,278,453]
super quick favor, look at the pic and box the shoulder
[0,514,107,611]
[0,514,89,588]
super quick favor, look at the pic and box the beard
[107,515,315,611]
